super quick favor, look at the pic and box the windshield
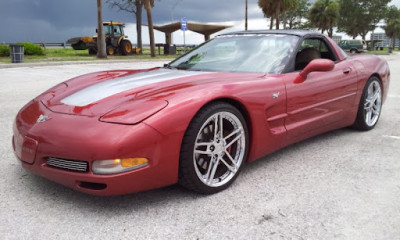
[169,34,299,74]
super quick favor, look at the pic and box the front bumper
[12,100,182,196]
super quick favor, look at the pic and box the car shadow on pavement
[240,127,356,176]
[15,127,356,214]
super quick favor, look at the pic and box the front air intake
[46,157,88,172]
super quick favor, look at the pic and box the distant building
[371,33,399,48]
[331,35,342,44]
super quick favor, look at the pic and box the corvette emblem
[36,114,51,123]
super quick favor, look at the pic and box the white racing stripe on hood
[61,69,206,107]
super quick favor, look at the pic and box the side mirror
[96,29,98,33]
[294,59,335,84]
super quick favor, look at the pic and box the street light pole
[245,0,248,30]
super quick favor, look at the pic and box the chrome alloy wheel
[193,112,246,188]
[363,80,382,127]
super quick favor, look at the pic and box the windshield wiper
[163,64,178,70]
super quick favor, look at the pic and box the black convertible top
[219,29,322,38]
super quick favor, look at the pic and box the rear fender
[118,36,125,45]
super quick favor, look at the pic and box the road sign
[181,17,187,31]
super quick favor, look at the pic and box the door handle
[343,68,352,74]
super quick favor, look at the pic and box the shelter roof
[153,21,231,35]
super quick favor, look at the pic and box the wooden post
[245,0,248,30]
[97,0,107,58]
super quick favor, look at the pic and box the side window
[114,26,123,37]
[294,38,337,71]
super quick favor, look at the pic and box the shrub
[0,44,10,57]
[16,42,44,55]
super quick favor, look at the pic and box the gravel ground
[0,57,399,240]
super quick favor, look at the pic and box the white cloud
[390,0,400,7]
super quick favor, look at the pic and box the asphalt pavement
[0,56,399,240]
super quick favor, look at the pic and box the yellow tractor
[67,22,140,55]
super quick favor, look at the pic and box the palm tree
[258,0,275,29]
[276,0,299,29]
[107,0,143,54]
[97,0,107,58]
[385,18,400,51]
[258,0,299,29]
[284,0,310,29]
[144,0,156,57]
[108,0,157,57]
[385,6,400,51]
[309,0,339,37]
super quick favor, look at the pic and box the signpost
[181,17,187,53]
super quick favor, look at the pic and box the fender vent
[46,157,88,172]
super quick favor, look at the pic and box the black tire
[179,102,249,194]
[120,40,133,55]
[352,76,383,131]
[106,45,115,55]
[88,48,97,55]
[350,49,357,54]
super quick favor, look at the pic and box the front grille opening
[79,181,107,190]
[46,157,88,173]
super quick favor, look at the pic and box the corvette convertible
[13,30,390,195]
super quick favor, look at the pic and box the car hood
[40,68,262,119]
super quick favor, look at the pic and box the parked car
[338,39,368,53]
[13,30,390,196]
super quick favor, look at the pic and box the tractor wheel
[106,46,116,55]
[120,40,133,55]
[88,48,97,55]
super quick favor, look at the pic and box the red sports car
[13,30,390,195]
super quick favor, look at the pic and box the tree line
[96,0,158,58]
[258,0,400,49]
[97,0,400,58]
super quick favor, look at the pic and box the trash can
[164,44,176,55]
[169,45,176,55]
[388,47,393,53]
[164,44,169,55]
[10,44,24,63]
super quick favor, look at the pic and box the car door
[283,37,358,144]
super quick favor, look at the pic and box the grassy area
[0,47,178,63]
[366,47,400,55]
[1,46,398,64]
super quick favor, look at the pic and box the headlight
[92,158,149,174]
